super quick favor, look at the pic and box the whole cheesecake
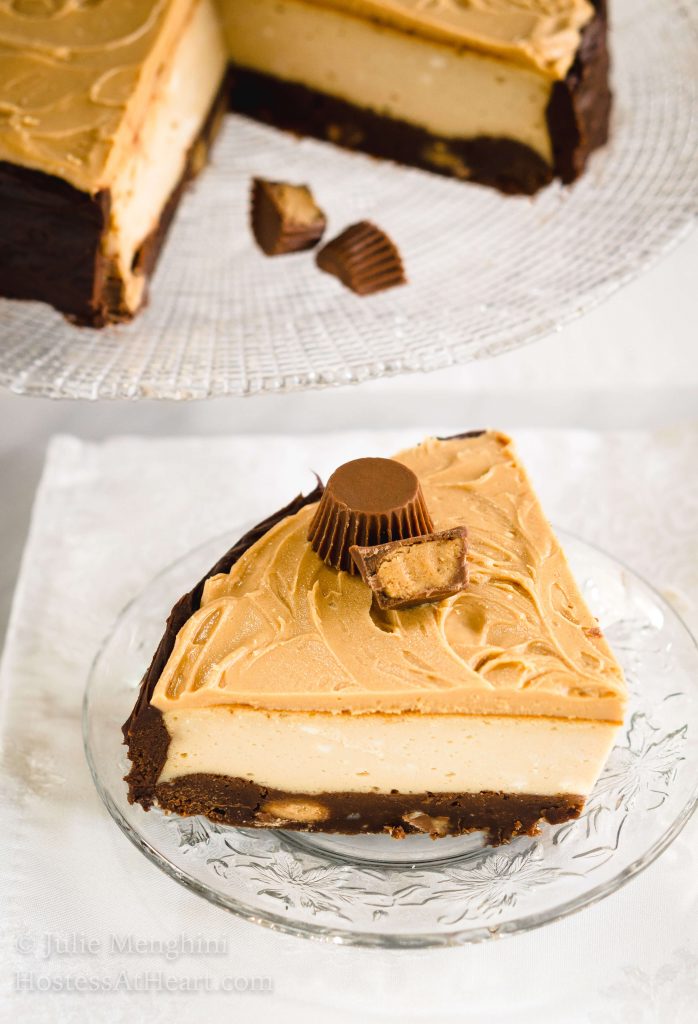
[0,1,611,325]
[124,432,627,845]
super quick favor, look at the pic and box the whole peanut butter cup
[315,221,406,295]
[308,457,433,573]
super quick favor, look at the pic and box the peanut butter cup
[307,457,433,573]
[250,178,326,256]
[350,527,469,610]
[315,221,406,295]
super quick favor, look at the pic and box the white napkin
[1,429,696,1024]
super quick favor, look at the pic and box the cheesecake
[0,0,227,326]
[0,2,610,326]
[224,0,611,195]
[124,431,627,844]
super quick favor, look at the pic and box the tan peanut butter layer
[302,0,595,77]
[151,432,626,721]
[0,0,214,191]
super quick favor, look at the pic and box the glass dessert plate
[83,528,698,947]
[1,0,697,400]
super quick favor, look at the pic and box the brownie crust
[229,68,552,196]
[0,80,227,327]
[154,774,584,845]
[229,2,610,196]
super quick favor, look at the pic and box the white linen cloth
[1,429,696,1024]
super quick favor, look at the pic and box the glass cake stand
[2,0,697,400]
[83,528,698,947]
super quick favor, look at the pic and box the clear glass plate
[83,528,698,947]
[2,0,697,400]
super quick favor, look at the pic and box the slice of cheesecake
[0,0,227,325]
[222,0,611,194]
[124,431,627,845]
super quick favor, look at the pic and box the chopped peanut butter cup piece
[316,221,406,295]
[350,527,469,610]
[308,457,433,574]
[250,177,326,256]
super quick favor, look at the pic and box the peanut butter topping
[0,0,200,191]
[306,0,596,77]
[151,433,626,721]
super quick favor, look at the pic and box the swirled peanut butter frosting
[152,433,626,722]
[306,0,595,77]
[0,0,203,191]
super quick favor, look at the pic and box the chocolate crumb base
[123,481,324,809]
[152,776,585,846]
[0,79,227,327]
[229,5,609,196]
[230,69,551,195]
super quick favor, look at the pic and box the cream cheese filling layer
[221,0,555,162]
[104,0,226,313]
[158,707,620,797]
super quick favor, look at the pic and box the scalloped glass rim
[83,528,698,947]
[1,0,697,401]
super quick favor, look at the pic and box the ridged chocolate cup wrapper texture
[308,457,433,574]
[250,178,326,256]
[315,221,406,295]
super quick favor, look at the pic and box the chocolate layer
[0,81,227,327]
[123,481,324,809]
[153,774,584,845]
[0,164,109,325]
[229,3,610,196]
